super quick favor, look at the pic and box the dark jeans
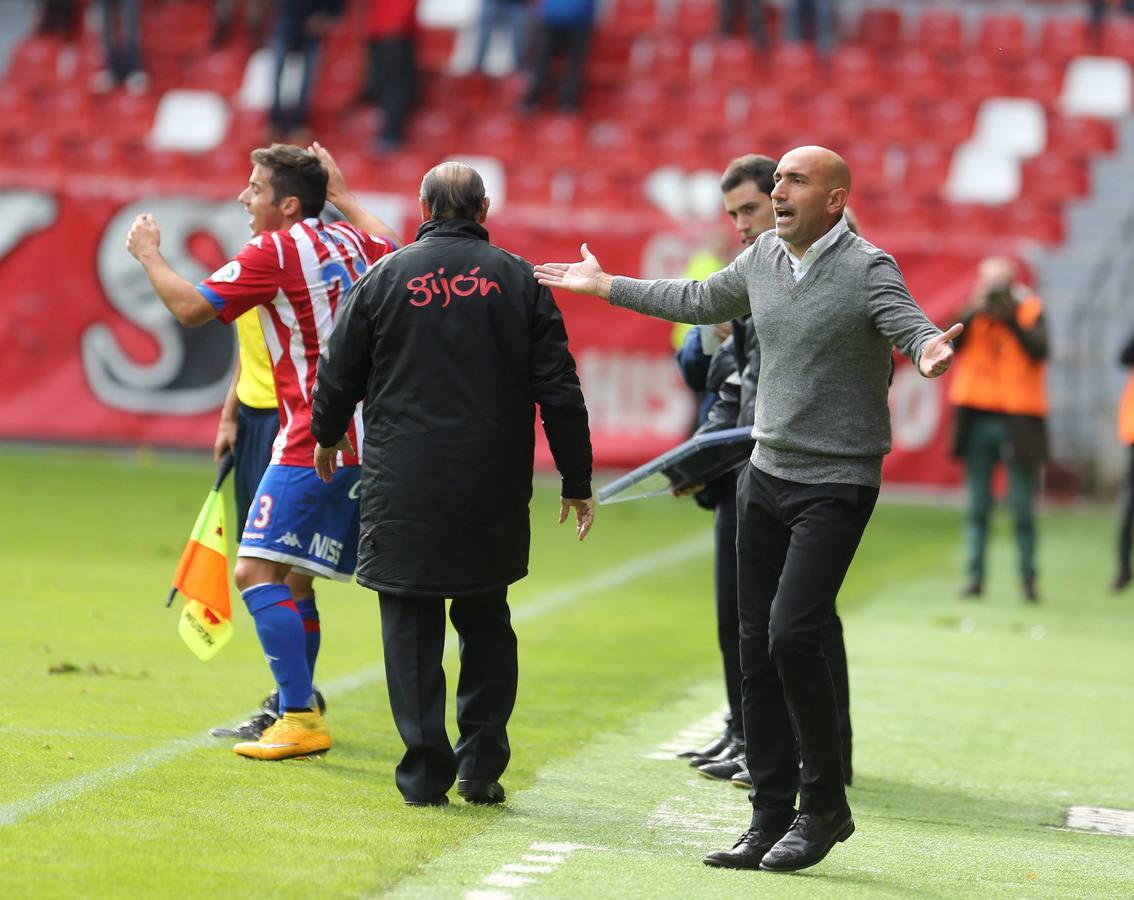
[714,472,743,737]
[378,588,517,802]
[524,23,590,111]
[962,412,1039,584]
[366,35,418,145]
[99,0,141,80]
[719,0,767,48]
[736,464,877,827]
[1118,443,1134,579]
[233,402,278,532]
[269,16,322,132]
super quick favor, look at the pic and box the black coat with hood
[311,218,592,597]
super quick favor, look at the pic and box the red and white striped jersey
[197,217,395,467]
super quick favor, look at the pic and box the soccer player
[127,142,400,760]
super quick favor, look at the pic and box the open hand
[919,322,964,377]
[534,244,610,298]
[310,141,347,202]
[313,434,355,483]
[559,496,595,541]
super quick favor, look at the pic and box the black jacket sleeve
[529,284,592,499]
[736,316,761,430]
[311,283,373,448]
[1121,331,1134,367]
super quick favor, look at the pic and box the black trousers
[378,588,517,802]
[714,473,743,737]
[1119,443,1134,578]
[736,464,877,828]
[524,23,590,110]
[366,35,418,144]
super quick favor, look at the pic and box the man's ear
[278,195,301,218]
[828,188,848,216]
[419,198,431,221]
[477,196,490,223]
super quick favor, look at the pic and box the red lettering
[406,266,502,307]
[407,274,432,306]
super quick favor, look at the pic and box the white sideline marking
[644,707,728,760]
[482,873,533,888]
[465,892,511,900]
[521,854,563,863]
[502,863,553,874]
[476,841,601,896]
[646,797,745,849]
[0,534,711,827]
[1065,806,1134,836]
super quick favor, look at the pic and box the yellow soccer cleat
[232,709,331,761]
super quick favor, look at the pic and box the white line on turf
[470,841,602,898]
[642,707,728,760]
[1065,806,1134,836]
[0,533,712,827]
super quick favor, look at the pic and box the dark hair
[420,161,486,220]
[249,144,328,218]
[719,154,776,197]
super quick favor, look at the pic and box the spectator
[362,0,419,153]
[472,0,530,76]
[719,0,768,50]
[1091,0,1134,39]
[267,1,344,143]
[785,0,836,56]
[1113,330,1134,592]
[949,257,1049,603]
[521,0,596,114]
[212,0,268,48]
[90,0,148,95]
[38,0,80,38]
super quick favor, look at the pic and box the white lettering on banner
[81,197,248,414]
[0,191,58,259]
[578,349,693,438]
[308,533,343,565]
[890,365,942,451]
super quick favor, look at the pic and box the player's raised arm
[311,141,403,246]
[126,214,218,326]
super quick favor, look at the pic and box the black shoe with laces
[703,826,788,869]
[208,688,326,739]
[676,727,732,760]
[759,809,855,872]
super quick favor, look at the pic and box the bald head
[770,146,853,255]
[420,161,488,222]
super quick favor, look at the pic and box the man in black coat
[310,161,595,807]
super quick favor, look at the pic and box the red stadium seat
[1014,58,1064,108]
[903,142,951,200]
[673,0,719,41]
[867,95,920,144]
[856,8,904,52]
[769,43,820,98]
[1101,17,1134,62]
[923,98,977,148]
[645,36,692,86]
[1038,17,1091,67]
[799,94,859,147]
[531,115,586,169]
[944,202,999,238]
[890,49,948,103]
[874,194,939,235]
[977,13,1030,64]
[838,141,887,186]
[1004,199,1064,244]
[707,38,757,89]
[463,113,523,163]
[506,164,554,207]
[609,0,659,34]
[1046,115,1116,159]
[588,31,634,85]
[829,46,885,101]
[613,81,670,128]
[915,8,965,59]
[1020,153,1089,204]
[954,55,1015,105]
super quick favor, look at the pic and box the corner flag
[167,453,235,661]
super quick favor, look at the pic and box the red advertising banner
[0,186,981,485]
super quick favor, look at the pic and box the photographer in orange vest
[949,256,1049,602]
[1113,330,1134,592]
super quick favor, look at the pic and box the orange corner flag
[168,455,234,661]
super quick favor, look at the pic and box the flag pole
[166,451,235,608]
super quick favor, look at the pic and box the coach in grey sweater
[536,146,961,874]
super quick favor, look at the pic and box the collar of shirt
[781,214,849,283]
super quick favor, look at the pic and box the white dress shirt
[781,214,849,283]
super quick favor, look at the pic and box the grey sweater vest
[610,230,943,487]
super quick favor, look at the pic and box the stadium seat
[856,8,903,52]
[977,13,1030,64]
[531,116,586,169]
[890,49,947,103]
[799,94,858,147]
[643,36,692,86]
[942,202,999,238]
[829,46,885,102]
[1020,153,1089,205]
[867,95,920,144]
[613,81,670,129]
[673,0,719,41]
[506,164,555,207]
[609,0,658,35]
[1101,17,1134,62]
[924,97,978,148]
[971,98,1046,159]
[903,141,951,200]
[1038,17,1092,67]
[915,8,965,59]
[954,55,1015,106]
[149,90,231,154]
[769,43,820,98]
[588,31,635,85]
[1045,114,1116,158]
[945,144,1021,204]
[1015,58,1065,108]
[873,194,939,235]
[1005,198,1064,244]
[838,141,887,186]
[1060,56,1134,120]
[705,38,757,89]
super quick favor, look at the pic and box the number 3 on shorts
[252,494,273,529]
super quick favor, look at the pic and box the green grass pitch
[3,446,1133,898]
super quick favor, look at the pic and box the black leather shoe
[961,580,983,599]
[1023,577,1039,603]
[730,764,752,789]
[703,827,787,869]
[689,737,743,768]
[759,809,855,872]
[457,779,506,805]
[404,795,449,807]
[1112,570,1132,593]
[677,729,731,760]
[698,754,744,781]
